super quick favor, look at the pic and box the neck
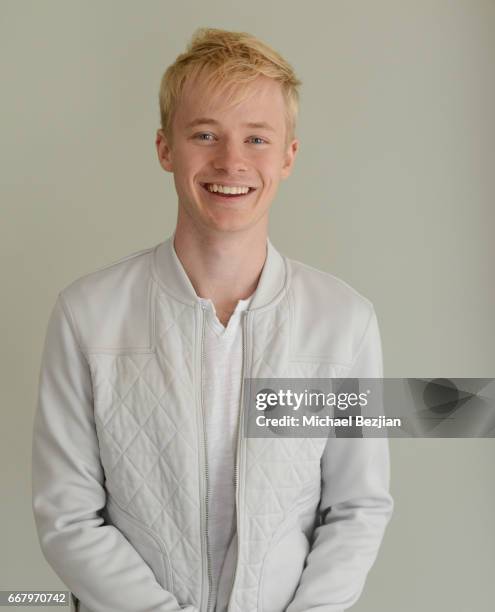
[172,224,268,316]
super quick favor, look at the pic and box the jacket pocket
[259,527,310,612]
[104,495,172,592]
[259,487,320,612]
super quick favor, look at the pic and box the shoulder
[287,254,374,320]
[58,244,157,351]
[284,254,376,367]
[60,244,155,302]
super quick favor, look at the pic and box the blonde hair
[158,27,302,148]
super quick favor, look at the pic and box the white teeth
[205,183,251,195]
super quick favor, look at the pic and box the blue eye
[195,133,214,141]
[193,133,267,144]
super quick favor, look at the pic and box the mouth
[200,182,257,200]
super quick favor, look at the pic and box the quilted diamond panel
[230,303,329,612]
[88,288,203,608]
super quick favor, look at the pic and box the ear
[280,138,299,180]
[156,129,174,173]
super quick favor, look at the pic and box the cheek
[173,144,204,174]
[174,161,198,187]
[261,151,286,177]
[260,164,283,189]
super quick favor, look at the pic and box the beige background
[1,0,494,610]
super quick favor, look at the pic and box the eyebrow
[185,117,276,132]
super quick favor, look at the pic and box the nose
[212,139,248,174]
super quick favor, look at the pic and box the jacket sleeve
[31,293,198,612]
[285,306,394,612]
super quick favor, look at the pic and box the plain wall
[1,1,494,610]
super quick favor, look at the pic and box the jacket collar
[152,231,289,311]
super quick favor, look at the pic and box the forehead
[174,74,286,131]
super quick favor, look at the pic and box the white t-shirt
[199,293,254,611]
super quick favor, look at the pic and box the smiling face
[156,74,299,237]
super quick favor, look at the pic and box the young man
[32,28,393,612]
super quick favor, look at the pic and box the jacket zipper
[227,309,249,611]
[200,304,214,612]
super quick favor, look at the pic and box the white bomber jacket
[32,233,394,612]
